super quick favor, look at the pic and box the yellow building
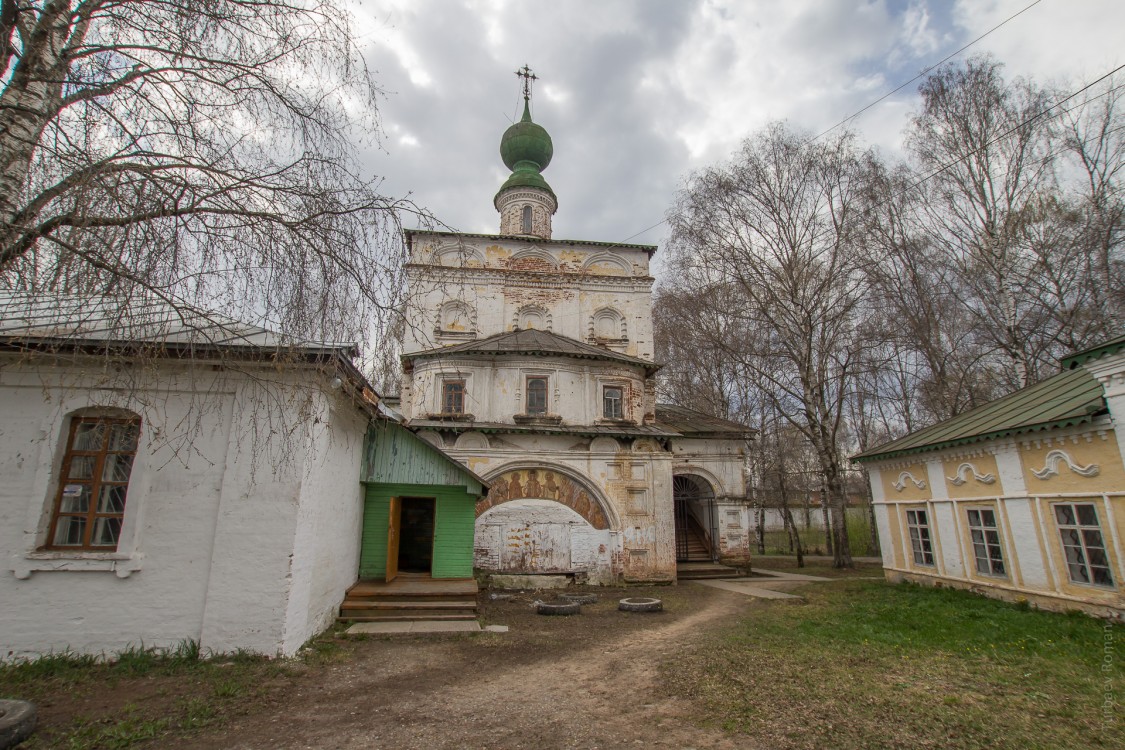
[855,337,1125,619]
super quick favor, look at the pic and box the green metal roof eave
[1061,334,1125,369]
[404,228,658,255]
[853,410,1106,464]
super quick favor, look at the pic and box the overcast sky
[349,0,1123,278]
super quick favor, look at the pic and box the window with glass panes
[47,417,139,550]
[966,508,1005,576]
[526,377,548,414]
[442,380,465,414]
[603,386,623,419]
[905,509,935,566]
[1054,503,1115,587]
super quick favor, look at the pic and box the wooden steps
[339,575,479,624]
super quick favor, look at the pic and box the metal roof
[853,367,1107,463]
[404,328,660,374]
[1061,334,1125,370]
[405,228,658,255]
[654,403,756,439]
[0,291,357,356]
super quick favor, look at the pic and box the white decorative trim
[1031,449,1100,480]
[947,462,997,486]
[893,471,927,492]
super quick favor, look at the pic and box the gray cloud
[352,0,1125,274]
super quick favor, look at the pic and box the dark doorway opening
[397,497,435,573]
[673,475,716,563]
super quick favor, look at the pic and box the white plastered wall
[1,359,367,659]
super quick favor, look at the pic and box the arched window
[48,415,140,550]
[590,307,626,341]
[526,376,548,414]
[521,205,533,234]
[515,304,551,331]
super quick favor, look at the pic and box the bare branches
[1,0,425,357]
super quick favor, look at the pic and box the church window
[521,205,533,234]
[526,377,548,414]
[442,380,465,414]
[47,416,140,550]
[603,386,623,420]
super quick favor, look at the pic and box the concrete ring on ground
[537,601,581,616]
[559,593,599,605]
[0,700,37,750]
[618,597,663,612]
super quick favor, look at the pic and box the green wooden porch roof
[853,367,1107,463]
[362,420,488,495]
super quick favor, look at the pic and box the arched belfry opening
[673,474,717,562]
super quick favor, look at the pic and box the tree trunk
[820,489,833,557]
[778,470,803,568]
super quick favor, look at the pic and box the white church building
[396,75,755,583]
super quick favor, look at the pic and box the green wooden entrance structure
[359,421,487,580]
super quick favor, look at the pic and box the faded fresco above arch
[476,467,611,530]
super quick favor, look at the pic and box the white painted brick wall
[1,361,366,660]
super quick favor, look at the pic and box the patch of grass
[2,641,290,749]
[63,710,171,750]
[664,580,1125,749]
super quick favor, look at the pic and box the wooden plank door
[386,496,401,582]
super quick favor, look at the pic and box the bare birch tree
[665,123,871,567]
[906,56,1091,389]
[0,0,424,347]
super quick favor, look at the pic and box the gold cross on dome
[515,64,538,100]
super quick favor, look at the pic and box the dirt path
[179,585,757,750]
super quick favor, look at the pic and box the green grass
[0,640,285,749]
[665,580,1125,750]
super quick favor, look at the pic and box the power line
[612,0,1047,248]
[808,0,1046,142]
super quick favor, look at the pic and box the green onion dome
[497,99,555,200]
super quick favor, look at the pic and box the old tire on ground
[618,597,662,613]
[537,601,581,616]
[559,593,599,605]
[0,700,37,750]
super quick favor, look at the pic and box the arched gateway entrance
[473,467,618,583]
[674,474,717,562]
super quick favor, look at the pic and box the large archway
[674,474,716,562]
[473,465,619,583]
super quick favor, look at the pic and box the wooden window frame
[905,509,935,566]
[966,508,1005,577]
[525,376,548,415]
[441,379,466,414]
[1053,502,1115,588]
[46,416,140,551]
[602,385,624,420]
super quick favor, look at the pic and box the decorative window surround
[12,552,144,580]
[1031,449,1100,480]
